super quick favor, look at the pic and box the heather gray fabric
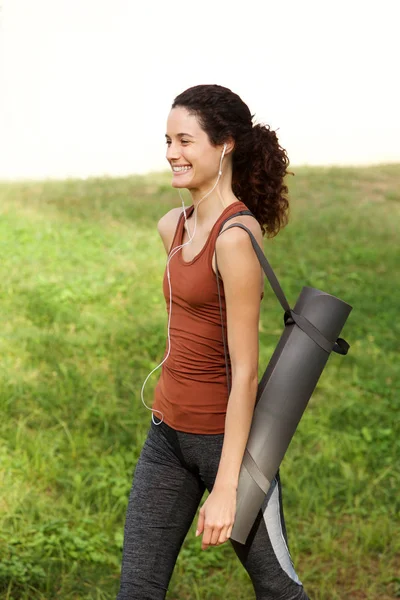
[116,418,309,600]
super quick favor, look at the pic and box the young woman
[116,84,309,600]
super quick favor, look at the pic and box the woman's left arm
[195,224,263,550]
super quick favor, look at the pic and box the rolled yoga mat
[215,211,353,545]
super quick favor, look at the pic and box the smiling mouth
[172,165,192,174]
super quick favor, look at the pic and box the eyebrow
[165,133,194,138]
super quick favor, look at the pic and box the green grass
[0,164,399,599]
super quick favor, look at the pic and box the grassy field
[0,164,399,599]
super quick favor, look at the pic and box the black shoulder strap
[214,210,349,394]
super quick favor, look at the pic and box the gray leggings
[116,417,309,600]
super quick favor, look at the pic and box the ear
[223,137,235,154]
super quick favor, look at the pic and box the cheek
[188,151,211,170]
[183,147,196,161]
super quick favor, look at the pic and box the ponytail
[232,122,293,238]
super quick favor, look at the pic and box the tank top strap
[169,206,192,254]
[205,201,250,258]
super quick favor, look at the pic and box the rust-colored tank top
[152,200,260,434]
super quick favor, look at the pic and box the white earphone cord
[140,144,228,425]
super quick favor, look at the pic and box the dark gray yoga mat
[215,211,352,545]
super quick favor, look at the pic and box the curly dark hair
[171,84,293,238]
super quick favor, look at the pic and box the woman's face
[165,106,222,190]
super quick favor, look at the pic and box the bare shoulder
[157,207,184,254]
[216,212,264,252]
[213,212,265,296]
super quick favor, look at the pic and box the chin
[171,180,189,189]
[171,174,196,189]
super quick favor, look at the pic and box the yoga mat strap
[288,310,335,354]
[284,310,349,355]
[333,337,350,355]
[242,448,270,494]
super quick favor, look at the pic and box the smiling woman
[116,84,309,600]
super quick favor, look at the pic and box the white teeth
[172,165,192,172]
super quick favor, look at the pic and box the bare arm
[213,225,262,491]
[195,223,262,550]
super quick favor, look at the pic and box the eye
[165,140,190,145]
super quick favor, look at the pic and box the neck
[185,168,239,226]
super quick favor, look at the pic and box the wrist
[213,479,238,492]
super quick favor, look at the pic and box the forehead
[166,107,202,136]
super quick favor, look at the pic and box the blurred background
[1,0,399,180]
[0,1,399,599]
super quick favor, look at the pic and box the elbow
[231,368,259,390]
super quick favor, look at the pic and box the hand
[195,485,237,550]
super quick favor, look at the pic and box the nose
[166,142,181,162]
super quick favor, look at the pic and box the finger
[216,525,230,545]
[196,511,205,537]
[201,526,212,550]
[210,526,222,546]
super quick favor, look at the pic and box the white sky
[0,0,399,180]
